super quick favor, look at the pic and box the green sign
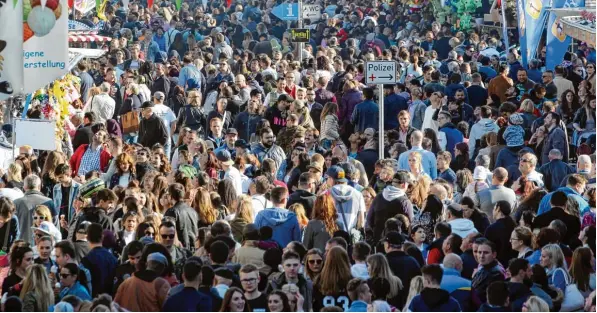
[290,29,310,42]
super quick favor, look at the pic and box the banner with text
[0,0,24,101]
[23,0,69,94]
[546,0,585,70]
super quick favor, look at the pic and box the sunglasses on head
[161,234,175,240]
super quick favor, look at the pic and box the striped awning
[68,31,112,42]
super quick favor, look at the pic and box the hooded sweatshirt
[254,207,301,247]
[328,184,366,233]
[367,185,414,242]
[408,288,462,312]
[469,118,500,159]
[447,218,478,238]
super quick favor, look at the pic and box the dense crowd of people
[0,0,595,311]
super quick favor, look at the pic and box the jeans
[124,133,138,144]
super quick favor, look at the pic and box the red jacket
[69,144,112,176]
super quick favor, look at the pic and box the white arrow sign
[302,4,322,20]
[365,61,398,84]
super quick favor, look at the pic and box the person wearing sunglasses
[57,262,92,301]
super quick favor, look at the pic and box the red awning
[68,31,112,42]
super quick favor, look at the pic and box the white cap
[473,166,488,180]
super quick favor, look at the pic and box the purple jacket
[340,89,362,124]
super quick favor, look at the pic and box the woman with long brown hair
[303,193,338,252]
[219,287,250,312]
[109,153,136,188]
[569,247,596,298]
[193,187,221,228]
[303,248,324,282]
[313,246,352,312]
[40,151,65,196]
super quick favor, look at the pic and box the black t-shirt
[247,292,268,312]
[1,273,23,297]
[312,286,351,312]
[60,186,70,217]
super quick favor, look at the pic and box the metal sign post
[365,60,398,160]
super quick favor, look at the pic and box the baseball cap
[79,178,106,199]
[147,252,168,266]
[382,231,405,246]
[179,164,198,179]
[326,165,347,183]
[235,139,250,149]
[31,221,62,243]
[226,128,238,136]
[205,141,215,151]
[153,91,165,100]
[473,166,488,180]
[216,150,234,166]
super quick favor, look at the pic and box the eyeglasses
[241,278,257,283]
[35,233,44,238]
[161,234,175,240]
[509,237,521,242]
[33,216,41,220]
[308,259,323,265]
[520,159,533,163]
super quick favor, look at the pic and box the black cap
[226,128,238,135]
[382,231,405,246]
[383,84,395,89]
[140,101,154,109]
[214,267,234,280]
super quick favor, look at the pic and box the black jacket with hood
[366,186,414,243]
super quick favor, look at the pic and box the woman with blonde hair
[407,175,431,213]
[6,163,23,191]
[193,187,221,228]
[288,203,308,232]
[367,253,403,307]
[230,195,254,242]
[541,243,569,293]
[33,205,52,228]
[84,87,101,110]
[313,246,353,312]
[177,90,207,136]
[407,152,428,180]
[522,295,550,312]
[519,99,538,129]
[303,193,338,252]
[41,151,65,196]
[20,264,54,311]
[403,276,424,312]
[319,102,340,150]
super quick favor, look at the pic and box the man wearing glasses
[240,264,268,311]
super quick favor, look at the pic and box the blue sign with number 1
[272,3,299,21]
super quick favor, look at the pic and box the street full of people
[0,0,595,311]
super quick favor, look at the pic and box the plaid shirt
[77,145,102,176]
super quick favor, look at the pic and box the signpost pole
[378,85,384,160]
[298,0,303,62]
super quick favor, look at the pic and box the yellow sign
[290,29,310,43]
[526,0,543,20]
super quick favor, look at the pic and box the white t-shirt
[224,166,243,197]
[422,106,439,133]
[152,104,177,136]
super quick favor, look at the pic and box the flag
[174,0,181,10]
[517,0,528,66]
[545,0,585,70]
[523,0,549,65]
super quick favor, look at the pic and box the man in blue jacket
[538,149,575,192]
[351,88,379,133]
[440,254,473,312]
[383,85,408,130]
[254,186,301,247]
[438,111,464,157]
[408,264,462,312]
[537,174,589,216]
[398,130,438,179]
[162,260,212,312]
